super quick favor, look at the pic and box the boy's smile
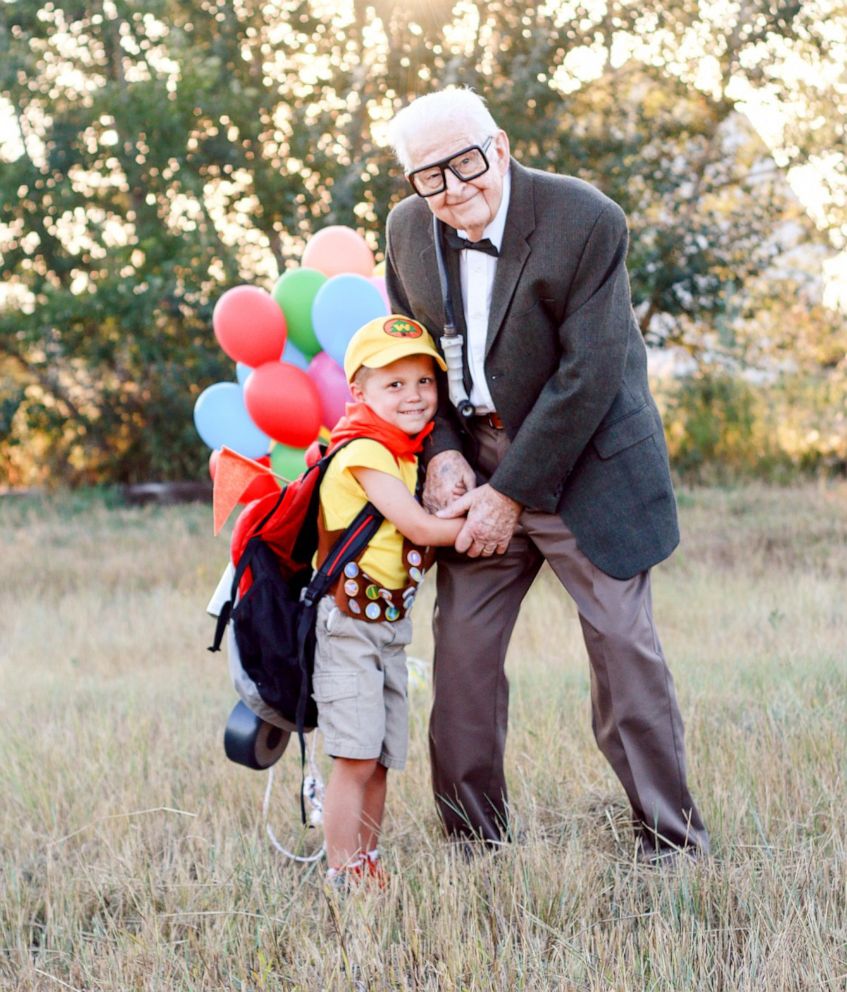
[351,354,438,435]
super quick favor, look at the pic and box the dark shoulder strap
[292,436,369,564]
[302,501,382,608]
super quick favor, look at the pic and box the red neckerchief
[329,402,433,462]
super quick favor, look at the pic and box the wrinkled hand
[437,484,521,557]
[422,450,476,513]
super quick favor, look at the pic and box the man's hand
[437,484,521,557]
[422,450,476,513]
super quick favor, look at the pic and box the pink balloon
[302,226,375,279]
[243,362,322,448]
[213,286,287,368]
[307,352,353,430]
[368,274,390,310]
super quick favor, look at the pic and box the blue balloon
[311,274,388,366]
[281,339,310,371]
[235,362,252,386]
[193,382,269,457]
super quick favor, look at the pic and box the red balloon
[243,362,323,448]
[213,286,287,368]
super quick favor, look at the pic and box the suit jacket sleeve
[490,201,634,512]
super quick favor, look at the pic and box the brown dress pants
[429,422,709,856]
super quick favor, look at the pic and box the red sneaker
[365,850,388,889]
[325,852,388,893]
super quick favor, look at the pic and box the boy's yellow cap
[343,315,448,383]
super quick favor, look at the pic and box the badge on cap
[384,317,423,338]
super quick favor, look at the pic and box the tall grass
[1,485,845,990]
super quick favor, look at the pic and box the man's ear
[494,129,510,174]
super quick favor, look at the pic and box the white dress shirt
[457,169,511,413]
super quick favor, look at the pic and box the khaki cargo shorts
[312,595,412,770]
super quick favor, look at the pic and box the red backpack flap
[230,461,323,598]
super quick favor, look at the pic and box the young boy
[313,315,465,888]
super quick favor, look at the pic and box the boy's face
[350,354,438,435]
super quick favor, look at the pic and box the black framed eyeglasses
[407,136,494,198]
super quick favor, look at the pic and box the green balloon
[270,441,308,482]
[272,267,326,358]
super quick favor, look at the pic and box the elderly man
[384,88,708,861]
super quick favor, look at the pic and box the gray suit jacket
[385,159,679,580]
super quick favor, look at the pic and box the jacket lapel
[486,161,535,358]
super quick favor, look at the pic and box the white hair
[388,87,499,172]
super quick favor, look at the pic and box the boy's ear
[349,381,365,403]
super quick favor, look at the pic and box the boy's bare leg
[360,762,387,853]
[323,757,386,868]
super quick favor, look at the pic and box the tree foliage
[1,0,845,484]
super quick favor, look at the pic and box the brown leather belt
[473,412,505,430]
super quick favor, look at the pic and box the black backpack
[208,441,383,777]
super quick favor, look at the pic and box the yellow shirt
[319,438,418,590]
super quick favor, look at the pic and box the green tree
[1,0,844,484]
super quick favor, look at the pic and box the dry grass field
[1,484,845,991]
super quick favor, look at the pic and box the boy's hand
[422,450,476,512]
[437,484,521,557]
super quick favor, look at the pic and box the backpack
[208,441,383,770]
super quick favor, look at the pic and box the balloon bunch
[194,226,390,497]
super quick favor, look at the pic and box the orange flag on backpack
[212,447,282,535]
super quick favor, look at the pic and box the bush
[660,371,847,483]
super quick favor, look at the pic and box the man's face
[405,126,510,240]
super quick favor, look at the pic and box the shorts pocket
[312,672,359,741]
[312,672,357,704]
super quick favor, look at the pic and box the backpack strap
[207,530,267,654]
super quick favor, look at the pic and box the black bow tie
[444,229,500,258]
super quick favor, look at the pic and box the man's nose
[443,168,466,194]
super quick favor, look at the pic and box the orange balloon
[302,226,375,279]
